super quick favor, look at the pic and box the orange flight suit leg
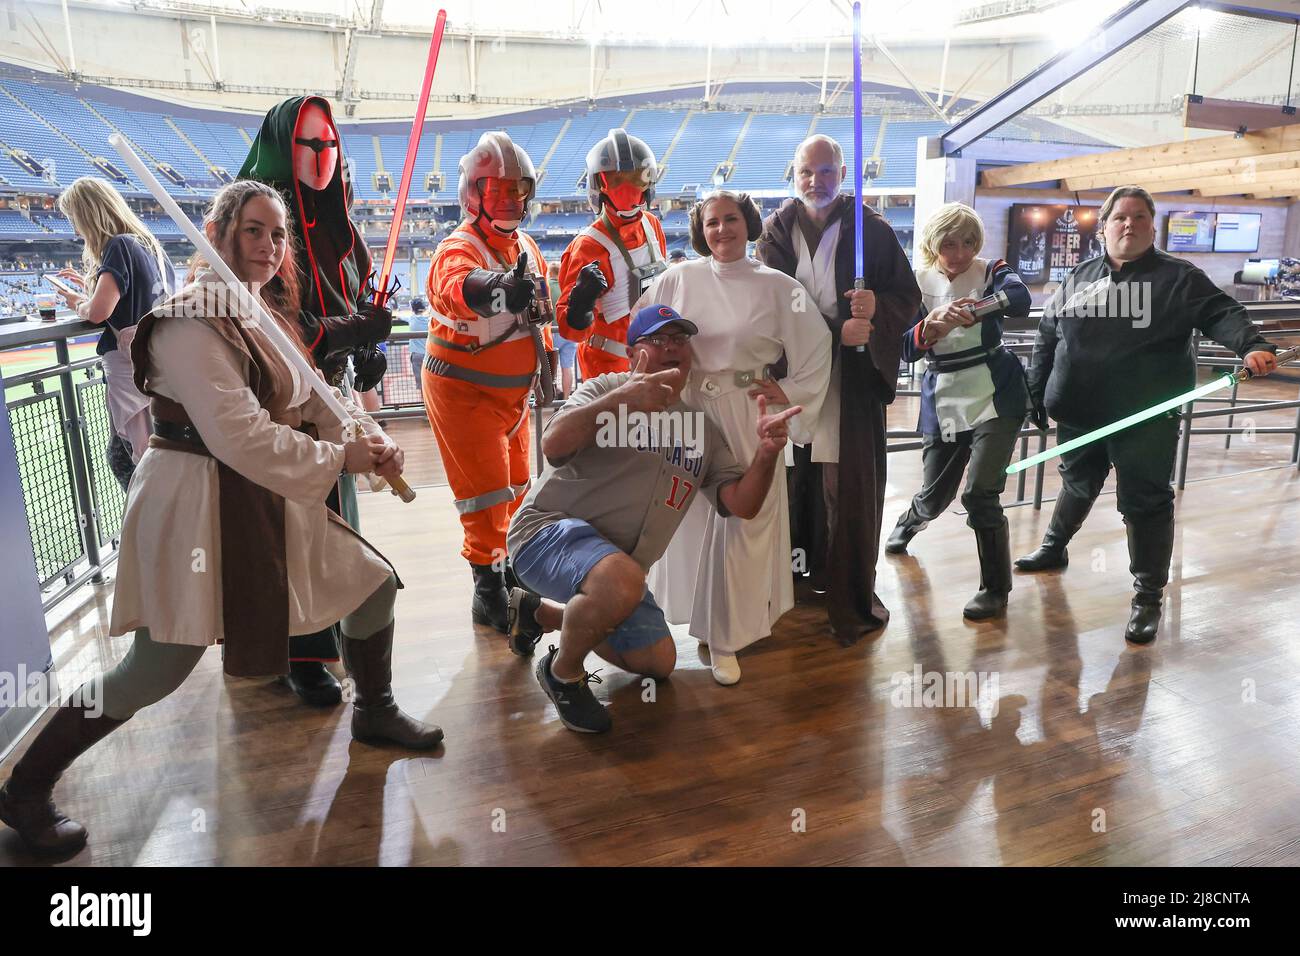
[422,369,532,566]
[506,411,532,523]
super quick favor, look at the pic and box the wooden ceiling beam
[1194,170,1300,197]
[1062,151,1300,191]
[1241,185,1300,200]
[980,125,1300,188]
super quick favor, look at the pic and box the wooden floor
[3,374,1300,866]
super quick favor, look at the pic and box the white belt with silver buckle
[697,367,773,397]
[588,334,628,358]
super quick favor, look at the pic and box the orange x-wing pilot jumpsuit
[557,211,668,379]
[422,222,551,565]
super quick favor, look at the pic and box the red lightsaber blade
[373,8,447,309]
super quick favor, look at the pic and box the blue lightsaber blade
[852,1,866,352]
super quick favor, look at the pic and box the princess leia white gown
[641,255,831,654]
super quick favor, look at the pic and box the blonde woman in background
[52,177,174,465]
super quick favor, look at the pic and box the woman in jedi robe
[643,191,831,685]
[0,180,442,857]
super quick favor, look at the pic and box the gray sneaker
[535,646,611,734]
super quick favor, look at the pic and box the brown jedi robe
[756,196,921,643]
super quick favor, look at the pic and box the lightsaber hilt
[108,133,416,504]
[852,276,868,353]
[968,290,1010,320]
[1234,344,1298,381]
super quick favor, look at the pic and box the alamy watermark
[1052,276,1153,329]
[152,278,268,326]
[595,403,706,460]
[889,664,1000,718]
[0,666,103,718]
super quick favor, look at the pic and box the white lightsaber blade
[109,133,415,502]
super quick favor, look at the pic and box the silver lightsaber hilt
[968,290,1011,320]
[852,277,867,352]
[1235,344,1299,381]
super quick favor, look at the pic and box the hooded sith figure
[239,95,391,389]
[239,95,392,706]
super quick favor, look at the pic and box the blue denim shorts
[511,518,668,652]
[555,335,578,369]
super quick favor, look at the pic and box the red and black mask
[293,102,339,191]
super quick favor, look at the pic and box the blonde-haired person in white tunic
[642,191,831,684]
[883,202,1032,620]
[0,180,441,857]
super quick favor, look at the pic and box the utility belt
[585,333,628,358]
[926,344,1006,375]
[695,365,776,399]
[151,416,210,453]
[428,311,533,355]
[426,305,558,404]
[151,410,317,457]
[423,352,537,390]
[423,350,559,438]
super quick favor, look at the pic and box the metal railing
[2,317,124,611]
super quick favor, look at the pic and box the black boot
[884,513,926,555]
[470,563,509,633]
[964,519,1012,620]
[506,587,544,657]
[0,695,128,854]
[282,659,343,707]
[340,623,444,750]
[1014,490,1096,572]
[1124,515,1175,645]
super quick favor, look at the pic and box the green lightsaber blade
[1006,374,1234,475]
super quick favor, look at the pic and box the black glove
[312,302,393,366]
[352,344,387,393]
[564,261,608,332]
[462,252,534,317]
[1030,402,1049,432]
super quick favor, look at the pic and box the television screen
[1007,204,1102,284]
[1166,211,1215,253]
[1213,213,1262,253]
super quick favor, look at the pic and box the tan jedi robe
[109,276,392,665]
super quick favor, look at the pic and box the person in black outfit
[239,95,392,706]
[1019,186,1278,644]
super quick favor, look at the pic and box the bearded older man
[756,134,922,646]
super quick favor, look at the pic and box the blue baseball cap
[628,304,698,345]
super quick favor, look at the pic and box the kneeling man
[506,304,800,733]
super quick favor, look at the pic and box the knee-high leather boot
[0,695,128,854]
[1014,489,1096,572]
[340,623,444,750]
[1124,514,1175,645]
